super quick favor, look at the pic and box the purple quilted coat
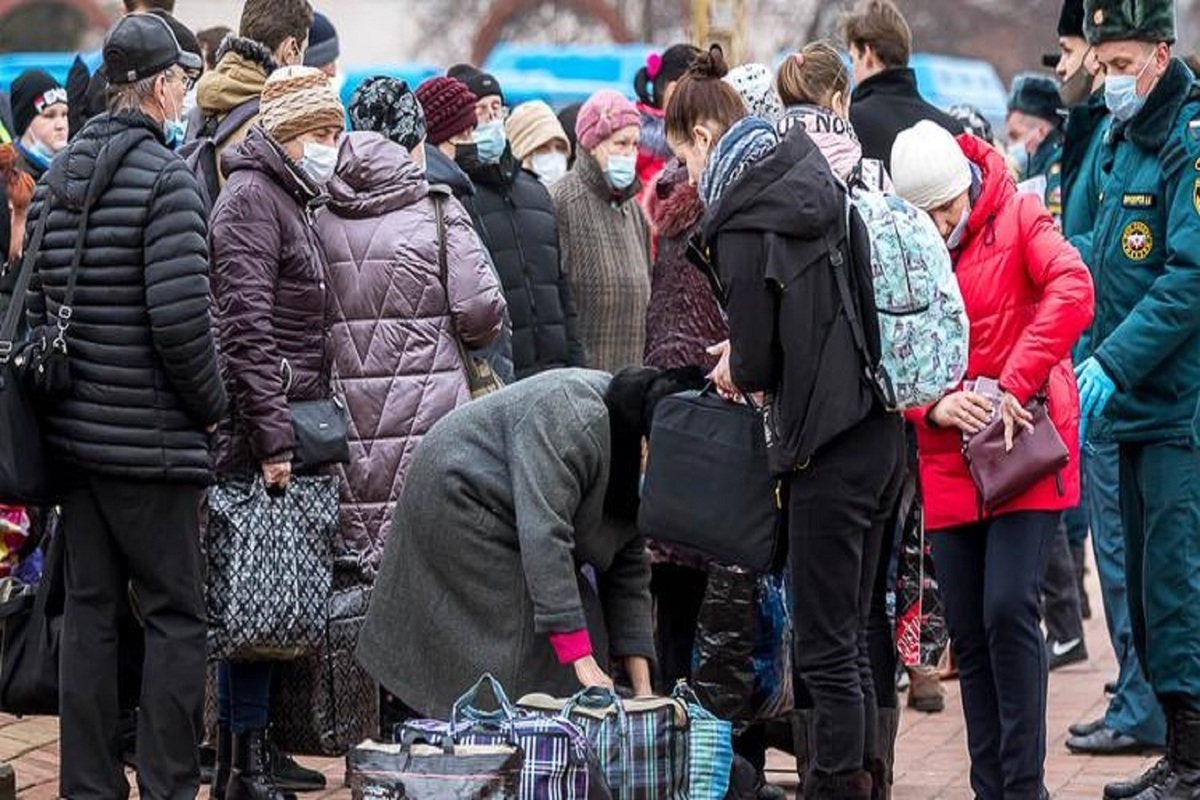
[210,126,334,477]
[317,132,505,579]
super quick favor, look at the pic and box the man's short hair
[238,0,314,53]
[840,0,913,69]
[123,0,176,12]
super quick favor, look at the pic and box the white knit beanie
[890,120,972,211]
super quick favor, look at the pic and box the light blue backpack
[847,170,969,411]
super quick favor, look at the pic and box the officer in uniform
[1056,0,1169,766]
[1076,0,1200,796]
[1005,73,1067,223]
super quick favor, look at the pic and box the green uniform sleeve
[1096,110,1200,391]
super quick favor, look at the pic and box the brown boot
[907,665,945,713]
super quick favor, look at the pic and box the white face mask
[299,141,338,186]
[531,151,568,186]
[946,207,971,250]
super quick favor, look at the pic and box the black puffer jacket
[703,128,880,472]
[850,68,964,171]
[461,147,584,379]
[25,112,227,483]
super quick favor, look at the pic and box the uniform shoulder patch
[1121,221,1154,261]
[1194,178,1200,217]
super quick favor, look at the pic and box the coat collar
[1119,58,1198,151]
[851,68,921,103]
[1062,90,1109,180]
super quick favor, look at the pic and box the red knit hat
[416,77,479,146]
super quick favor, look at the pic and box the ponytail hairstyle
[776,40,851,111]
[634,43,702,109]
[0,144,35,265]
[663,44,747,145]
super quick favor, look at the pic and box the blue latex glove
[1075,357,1115,443]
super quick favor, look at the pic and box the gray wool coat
[356,369,655,717]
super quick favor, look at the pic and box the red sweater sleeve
[549,629,593,665]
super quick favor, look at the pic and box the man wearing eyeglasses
[25,13,227,797]
[442,64,586,380]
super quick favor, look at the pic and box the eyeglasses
[167,69,197,92]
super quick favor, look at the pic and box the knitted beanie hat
[304,11,339,69]
[349,76,426,150]
[11,69,66,139]
[891,120,972,211]
[447,63,504,104]
[416,76,478,146]
[506,100,570,162]
[260,65,345,144]
[576,90,640,151]
[724,63,784,124]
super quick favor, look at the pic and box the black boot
[227,730,293,800]
[1162,707,1200,799]
[212,727,232,800]
[803,769,873,800]
[868,708,899,800]
[1110,703,1177,800]
[268,736,327,793]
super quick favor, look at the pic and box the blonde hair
[776,41,851,110]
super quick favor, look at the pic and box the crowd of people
[0,0,1198,798]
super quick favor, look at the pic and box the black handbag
[0,203,53,505]
[280,358,350,471]
[0,522,63,716]
[638,387,784,572]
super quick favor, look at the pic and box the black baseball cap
[104,13,203,85]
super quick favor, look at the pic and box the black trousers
[790,412,905,775]
[931,511,1057,800]
[59,475,207,800]
[650,562,708,693]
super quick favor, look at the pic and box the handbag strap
[429,185,474,368]
[0,201,51,361]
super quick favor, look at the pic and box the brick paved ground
[1,564,1160,799]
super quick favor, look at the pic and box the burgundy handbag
[962,395,1070,512]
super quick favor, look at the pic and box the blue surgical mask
[1105,55,1154,122]
[606,153,637,191]
[1007,143,1030,178]
[473,121,507,164]
[946,207,970,250]
[164,117,188,150]
[21,139,54,170]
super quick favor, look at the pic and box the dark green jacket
[1029,128,1064,225]
[1086,59,1200,443]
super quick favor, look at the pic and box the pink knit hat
[575,90,641,151]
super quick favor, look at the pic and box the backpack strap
[213,97,260,148]
[0,201,51,361]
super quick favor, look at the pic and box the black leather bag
[289,398,350,471]
[638,388,784,572]
[0,203,53,506]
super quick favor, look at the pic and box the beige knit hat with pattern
[260,65,345,144]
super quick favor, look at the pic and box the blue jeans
[932,511,1057,800]
[216,660,274,735]
[1085,441,1166,744]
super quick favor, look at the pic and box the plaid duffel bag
[519,688,689,800]
[400,674,610,800]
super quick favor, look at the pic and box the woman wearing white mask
[551,89,652,373]
[207,66,344,800]
[506,100,572,187]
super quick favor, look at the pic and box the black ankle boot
[227,729,293,800]
[1163,707,1200,800]
[212,727,232,800]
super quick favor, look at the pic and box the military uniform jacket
[1083,59,1200,443]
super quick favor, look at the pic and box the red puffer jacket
[907,134,1094,532]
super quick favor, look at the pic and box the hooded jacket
[460,146,584,379]
[644,160,726,371]
[192,36,275,166]
[850,68,964,170]
[906,135,1093,531]
[209,126,332,476]
[24,112,226,483]
[779,104,894,191]
[704,127,881,471]
[316,133,506,579]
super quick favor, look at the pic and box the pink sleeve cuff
[549,629,593,665]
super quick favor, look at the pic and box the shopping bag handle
[451,673,519,727]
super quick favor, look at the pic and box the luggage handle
[563,686,630,736]
[451,673,519,728]
[698,381,762,412]
[399,727,455,755]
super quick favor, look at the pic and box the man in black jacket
[841,0,963,169]
[439,67,585,379]
[25,15,226,798]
